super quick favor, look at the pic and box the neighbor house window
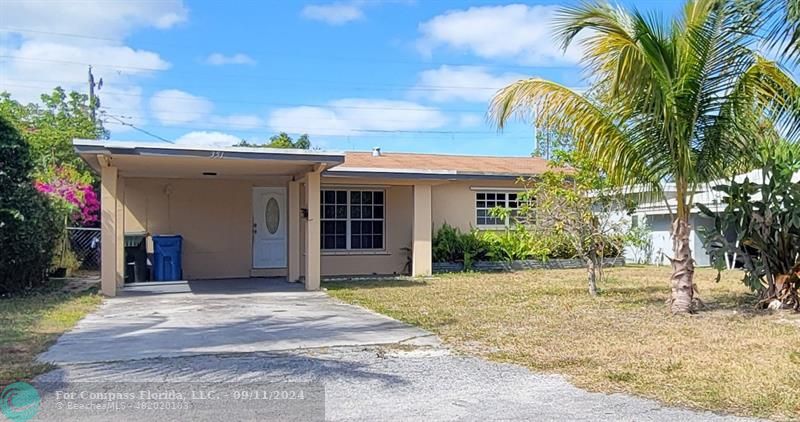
[321,189,384,250]
[475,191,519,227]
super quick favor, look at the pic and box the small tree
[699,139,800,309]
[626,217,654,265]
[510,151,632,296]
[236,133,311,149]
[0,88,107,181]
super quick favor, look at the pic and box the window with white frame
[475,191,520,227]
[321,189,384,250]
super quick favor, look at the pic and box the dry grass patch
[0,282,102,384]
[325,267,800,420]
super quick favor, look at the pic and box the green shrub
[478,225,561,262]
[460,229,488,268]
[432,223,464,263]
[432,223,489,267]
[479,226,535,262]
[433,223,589,265]
[699,140,800,306]
[0,117,61,295]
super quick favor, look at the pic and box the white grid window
[321,189,384,250]
[476,191,519,227]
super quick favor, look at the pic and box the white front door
[252,187,287,268]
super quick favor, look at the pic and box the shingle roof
[337,151,554,177]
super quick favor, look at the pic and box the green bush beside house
[0,117,61,295]
[432,223,618,269]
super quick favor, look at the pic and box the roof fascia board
[323,169,525,181]
[73,140,345,165]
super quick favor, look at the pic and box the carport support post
[115,176,125,288]
[288,180,301,283]
[99,157,120,296]
[412,184,432,277]
[305,168,321,290]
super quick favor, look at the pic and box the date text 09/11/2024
[53,389,308,401]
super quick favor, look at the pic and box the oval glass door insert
[265,197,280,234]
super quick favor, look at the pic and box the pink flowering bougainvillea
[35,166,100,225]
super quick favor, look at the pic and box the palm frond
[490,0,798,221]
[762,0,800,65]
[488,79,660,192]
[743,58,800,141]
[679,0,762,182]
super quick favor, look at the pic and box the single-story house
[623,168,800,267]
[74,139,550,296]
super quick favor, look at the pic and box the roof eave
[73,139,346,169]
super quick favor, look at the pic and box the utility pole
[88,66,102,124]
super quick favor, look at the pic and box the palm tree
[489,0,800,313]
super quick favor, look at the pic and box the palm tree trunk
[670,217,695,314]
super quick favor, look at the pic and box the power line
[0,82,500,113]
[0,26,118,42]
[100,112,173,143]
[1,76,502,92]
[0,65,513,92]
[101,111,532,139]
[0,26,575,72]
[102,110,482,128]
[0,55,167,72]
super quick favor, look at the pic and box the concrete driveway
[35,278,756,421]
[39,278,436,364]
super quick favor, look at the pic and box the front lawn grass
[0,282,102,384]
[325,267,800,420]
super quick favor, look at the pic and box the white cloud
[148,90,265,130]
[417,4,585,66]
[1,0,187,40]
[0,41,170,101]
[301,3,364,25]
[0,1,187,135]
[205,53,256,66]
[413,65,528,103]
[174,131,242,148]
[268,98,448,136]
[0,41,171,133]
[149,90,213,125]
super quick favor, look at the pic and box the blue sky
[0,0,729,156]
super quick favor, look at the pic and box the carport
[74,139,345,297]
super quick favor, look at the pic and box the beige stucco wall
[431,180,523,233]
[318,178,521,276]
[317,183,414,276]
[124,177,288,280]
[121,176,521,280]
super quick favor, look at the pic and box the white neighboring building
[623,169,800,267]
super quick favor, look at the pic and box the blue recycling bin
[152,235,183,281]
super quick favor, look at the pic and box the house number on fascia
[209,151,225,159]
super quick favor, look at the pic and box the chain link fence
[67,227,101,270]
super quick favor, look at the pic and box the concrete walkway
[39,278,436,364]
